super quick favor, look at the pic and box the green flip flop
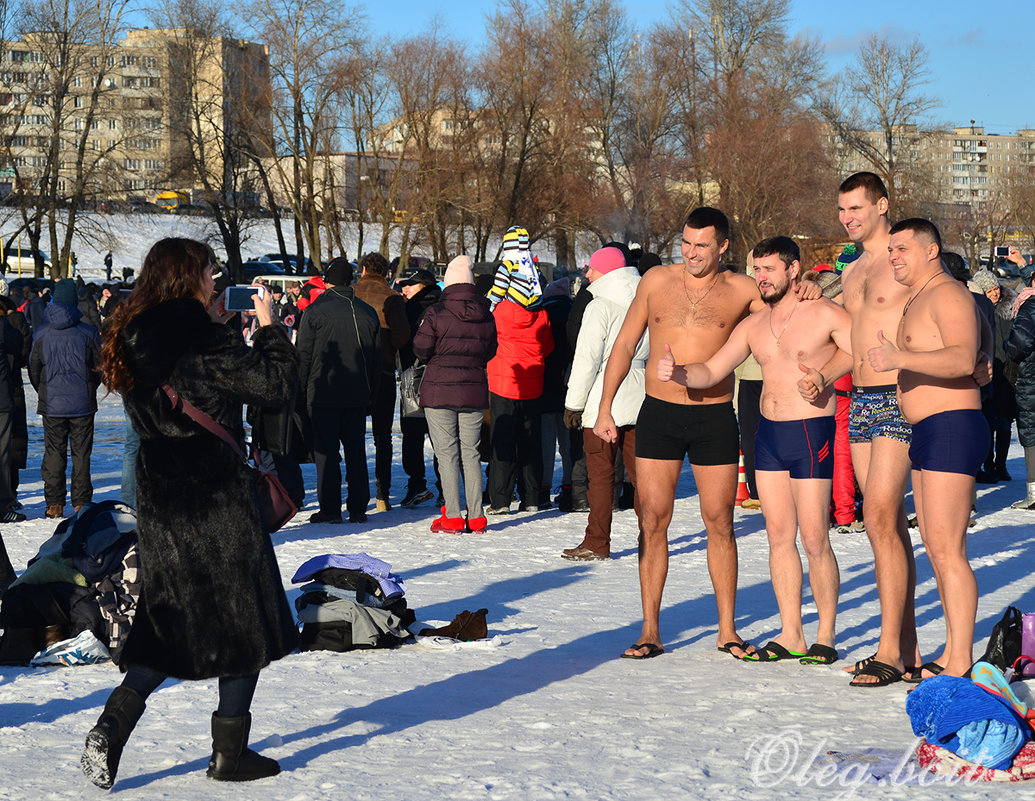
[743,640,807,662]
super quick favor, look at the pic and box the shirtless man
[595,207,818,660]
[658,236,851,665]
[798,172,920,687]
[868,219,987,679]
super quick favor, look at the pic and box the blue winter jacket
[28,301,101,417]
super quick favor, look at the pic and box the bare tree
[817,34,939,204]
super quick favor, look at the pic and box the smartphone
[995,246,1010,259]
[224,285,265,312]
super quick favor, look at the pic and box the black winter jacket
[297,285,381,408]
[118,298,299,679]
[413,283,497,409]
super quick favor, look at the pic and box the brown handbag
[162,385,297,533]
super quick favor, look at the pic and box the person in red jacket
[485,270,554,514]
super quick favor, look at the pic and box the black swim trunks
[634,395,739,465]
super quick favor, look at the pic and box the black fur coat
[118,298,300,679]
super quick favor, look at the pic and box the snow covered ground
[0,215,1032,799]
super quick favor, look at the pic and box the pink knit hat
[589,246,626,275]
[444,255,474,287]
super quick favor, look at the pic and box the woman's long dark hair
[100,238,215,393]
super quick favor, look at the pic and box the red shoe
[430,507,466,533]
[467,516,488,532]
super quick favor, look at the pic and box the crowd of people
[0,169,1032,787]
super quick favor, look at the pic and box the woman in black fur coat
[80,238,299,789]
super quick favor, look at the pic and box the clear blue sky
[361,0,1035,135]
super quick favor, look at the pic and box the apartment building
[830,123,1035,205]
[0,28,270,201]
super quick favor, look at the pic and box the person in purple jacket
[413,255,497,532]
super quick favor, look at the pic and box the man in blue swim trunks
[658,236,852,664]
[868,218,989,679]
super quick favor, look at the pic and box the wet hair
[360,251,390,277]
[100,237,215,394]
[683,207,730,244]
[889,218,942,254]
[839,172,889,205]
[752,236,800,268]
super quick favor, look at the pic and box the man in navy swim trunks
[595,208,821,660]
[658,236,852,665]
[868,218,988,679]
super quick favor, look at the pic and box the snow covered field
[0,215,1032,799]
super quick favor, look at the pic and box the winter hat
[397,268,437,288]
[638,252,662,275]
[444,255,474,287]
[53,279,77,306]
[834,243,860,274]
[542,276,571,300]
[589,246,626,276]
[972,270,1000,294]
[501,226,530,262]
[323,256,353,286]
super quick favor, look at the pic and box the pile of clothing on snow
[909,661,1035,780]
[292,553,418,652]
[0,501,138,666]
[291,553,491,652]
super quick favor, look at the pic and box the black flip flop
[622,642,664,659]
[799,643,839,665]
[743,640,807,662]
[717,640,756,660]
[849,659,902,687]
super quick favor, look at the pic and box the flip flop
[849,659,902,687]
[844,654,877,675]
[799,643,839,665]
[742,641,807,662]
[622,642,663,660]
[717,640,756,660]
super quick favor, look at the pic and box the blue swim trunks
[909,409,990,475]
[755,415,836,479]
[849,384,911,444]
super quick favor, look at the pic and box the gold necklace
[902,272,940,317]
[768,299,799,347]
[682,269,720,313]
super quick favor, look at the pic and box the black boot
[207,712,280,781]
[994,429,1012,481]
[81,686,147,789]
[0,535,14,596]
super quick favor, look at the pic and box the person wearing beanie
[413,254,497,532]
[561,247,646,560]
[28,276,101,519]
[443,254,474,287]
[296,257,381,524]
[485,226,543,311]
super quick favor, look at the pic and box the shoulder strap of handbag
[162,383,248,465]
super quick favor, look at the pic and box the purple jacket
[413,283,497,410]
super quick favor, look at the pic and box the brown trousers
[582,425,639,555]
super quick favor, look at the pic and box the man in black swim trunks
[657,236,852,665]
[595,209,819,660]
[868,218,988,679]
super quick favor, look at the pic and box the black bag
[980,606,1023,670]
[399,362,425,418]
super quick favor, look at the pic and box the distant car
[993,260,1021,281]
[129,201,164,214]
[173,204,209,216]
[7,276,55,297]
[240,260,286,281]
[2,240,51,274]
[258,253,316,275]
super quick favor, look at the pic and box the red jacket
[297,276,327,312]
[487,300,554,400]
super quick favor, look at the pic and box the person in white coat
[561,246,649,560]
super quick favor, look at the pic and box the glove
[563,408,583,430]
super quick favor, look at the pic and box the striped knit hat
[501,226,529,261]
